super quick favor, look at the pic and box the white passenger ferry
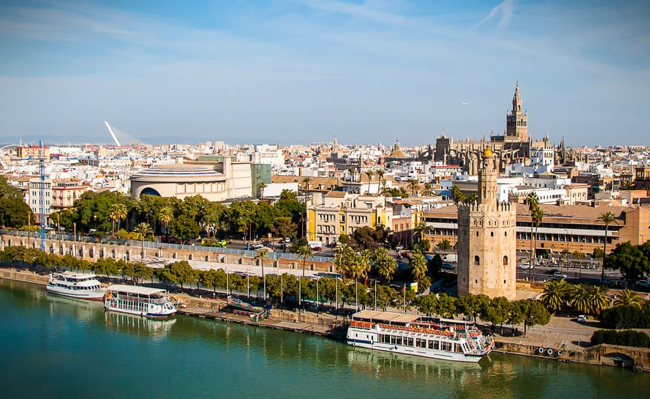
[47,272,106,301]
[104,285,176,319]
[346,310,494,363]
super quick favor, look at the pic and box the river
[0,280,647,398]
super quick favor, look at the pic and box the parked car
[250,242,264,249]
[518,263,531,269]
[636,279,650,288]
[577,315,587,323]
[546,268,560,275]
[552,272,568,280]
[441,263,456,270]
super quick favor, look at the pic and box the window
[476,231,479,237]
[491,232,494,237]
[474,256,480,265]
[503,256,508,266]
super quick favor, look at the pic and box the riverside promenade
[1,267,648,371]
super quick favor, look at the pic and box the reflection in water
[104,311,176,339]
[1,279,649,399]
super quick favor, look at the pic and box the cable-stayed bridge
[104,121,147,146]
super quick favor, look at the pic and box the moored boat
[346,310,493,363]
[104,284,176,319]
[46,272,106,301]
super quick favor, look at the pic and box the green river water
[0,280,647,398]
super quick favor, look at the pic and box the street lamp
[247,268,250,298]
[298,277,302,314]
[280,273,284,312]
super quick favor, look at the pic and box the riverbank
[1,268,647,371]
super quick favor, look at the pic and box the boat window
[405,337,413,347]
[416,338,426,348]
[428,340,434,349]
[434,340,440,350]
[442,342,452,352]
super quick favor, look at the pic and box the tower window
[476,232,479,237]
[504,280,507,284]
[474,256,480,266]
[505,231,508,237]
[490,232,494,237]
[503,256,508,266]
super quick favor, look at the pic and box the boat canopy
[351,310,420,325]
[106,285,166,296]
[57,271,98,279]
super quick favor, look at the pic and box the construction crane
[39,140,45,251]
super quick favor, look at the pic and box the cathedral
[434,84,536,174]
[456,148,517,300]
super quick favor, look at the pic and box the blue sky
[0,0,648,146]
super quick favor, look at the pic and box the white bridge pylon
[103,121,144,147]
[104,121,121,146]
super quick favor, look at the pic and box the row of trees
[0,246,550,333]
[415,293,550,337]
[540,280,612,315]
[50,190,306,244]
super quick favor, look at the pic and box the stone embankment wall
[0,235,336,273]
[0,268,49,285]
[495,341,650,372]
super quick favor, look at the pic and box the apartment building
[306,192,393,246]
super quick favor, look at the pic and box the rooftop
[106,284,166,296]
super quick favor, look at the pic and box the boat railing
[378,323,458,338]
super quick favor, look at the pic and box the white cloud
[473,0,515,30]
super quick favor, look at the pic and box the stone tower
[457,148,517,300]
[506,83,528,142]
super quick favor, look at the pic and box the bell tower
[506,83,528,142]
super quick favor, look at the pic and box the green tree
[294,243,313,278]
[590,285,611,316]
[407,179,420,196]
[374,248,397,283]
[134,222,153,260]
[451,185,466,205]
[457,294,490,325]
[437,239,451,253]
[540,280,569,313]
[515,300,551,337]
[598,211,617,285]
[614,289,643,307]
[158,206,174,237]
[436,293,457,318]
[606,242,650,285]
[415,293,438,316]
[375,284,398,311]
[569,284,592,314]
[482,296,512,334]
[409,250,428,284]
[270,216,297,241]
[421,182,434,196]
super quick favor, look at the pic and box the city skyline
[1,0,648,146]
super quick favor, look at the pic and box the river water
[0,280,647,398]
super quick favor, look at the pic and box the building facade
[457,149,517,299]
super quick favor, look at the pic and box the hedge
[591,329,650,348]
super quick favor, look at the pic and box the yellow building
[306,192,393,246]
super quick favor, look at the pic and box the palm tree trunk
[601,225,608,284]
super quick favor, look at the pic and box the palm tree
[133,222,153,260]
[590,285,610,315]
[254,249,270,300]
[421,182,434,196]
[409,251,428,284]
[408,179,420,196]
[569,284,592,314]
[158,206,173,237]
[376,170,385,193]
[614,289,643,307]
[374,248,397,282]
[295,243,313,277]
[365,170,374,194]
[541,280,568,313]
[109,203,127,235]
[413,220,429,245]
[598,211,617,285]
[526,192,540,281]
[257,182,267,198]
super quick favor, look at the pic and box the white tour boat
[346,310,494,363]
[46,272,106,301]
[104,285,176,319]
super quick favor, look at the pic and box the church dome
[483,147,494,158]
